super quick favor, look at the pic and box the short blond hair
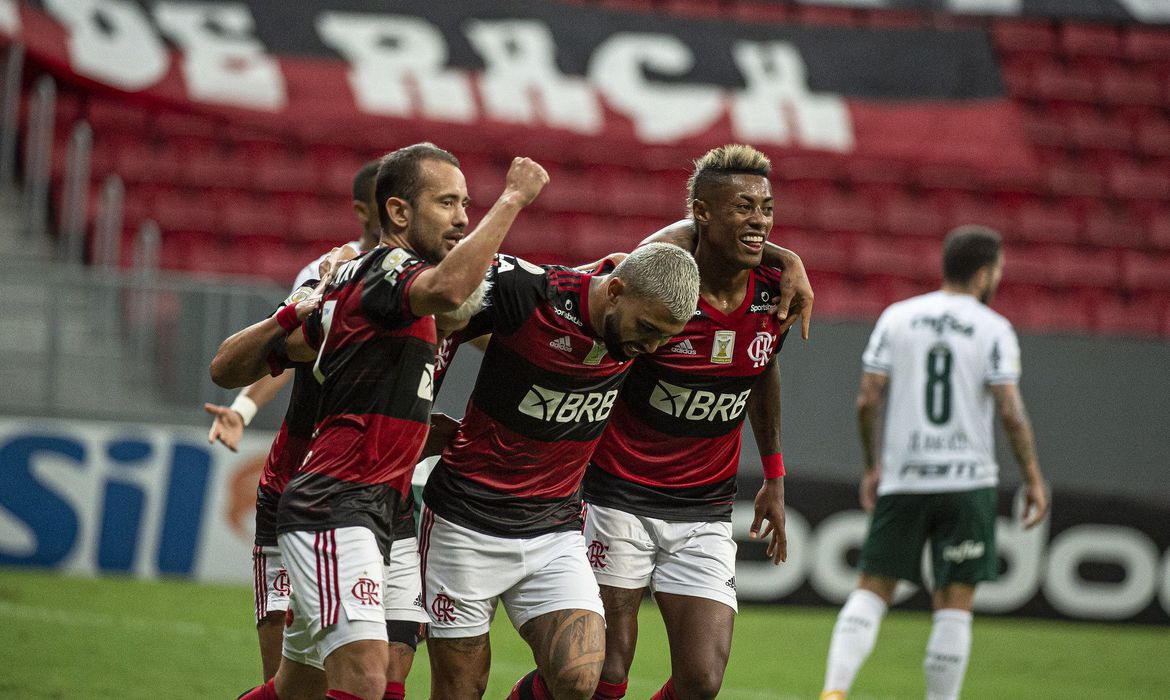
[612,243,699,324]
[686,144,771,213]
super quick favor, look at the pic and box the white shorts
[278,527,388,665]
[418,506,604,639]
[582,503,738,612]
[383,536,428,624]
[253,545,292,623]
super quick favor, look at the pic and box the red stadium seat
[1083,206,1151,249]
[1106,161,1170,202]
[1093,294,1168,337]
[1123,27,1170,63]
[880,194,948,239]
[1032,63,1097,103]
[1093,65,1165,107]
[1134,116,1170,158]
[991,20,1058,55]
[1146,206,1170,249]
[811,191,877,235]
[1121,251,1170,292]
[1013,199,1083,244]
[1060,24,1124,59]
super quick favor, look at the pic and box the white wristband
[229,395,259,427]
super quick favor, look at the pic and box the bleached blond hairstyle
[686,144,772,213]
[612,243,700,324]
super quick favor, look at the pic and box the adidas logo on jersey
[670,339,697,355]
[550,335,573,353]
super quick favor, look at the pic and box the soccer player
[579,145,790,700]
[819,226,1048,700]
[215,143,549,700]
[205,161,384,684]
[418,243,701,700]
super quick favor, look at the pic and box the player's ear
[352,200,370,226]
[385,197,411,230]
[606,276,625,305]
[691,198,711,226]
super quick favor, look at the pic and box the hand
[503,157,549,208]
[772,255,813,340]
[860,466,881,512]
[204,403,244,452]
[1021,479,1049,529]
[294,289,323,321]
[422,413,461,459]
[317,245,358,284]
[750,478,787,564]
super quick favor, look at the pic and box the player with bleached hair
[418,242,701,700]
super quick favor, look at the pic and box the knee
[546,665,602,700]
[675,665,726,700]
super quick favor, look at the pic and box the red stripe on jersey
[299,414,428,496]
[441,402,603,499]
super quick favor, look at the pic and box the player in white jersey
[821,226,1048,700]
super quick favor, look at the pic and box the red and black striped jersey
[584,266,787,522]
[276,247,437,552]
[424,255,629,538]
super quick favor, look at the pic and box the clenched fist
[503,157,549,208]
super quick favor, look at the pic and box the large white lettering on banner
[22,2,855,149]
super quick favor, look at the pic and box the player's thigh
[650,519,739,613]
[583,503,657,589]
[277,527,388,662]
[501,529,606,634]
[654,591,735,676]
[417,507,521,640]
[928,488,999,590]
[859,493,931,585]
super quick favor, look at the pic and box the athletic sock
[508,670,553,700]
[326,691,366,700]
[924,608,972,700]
[823,589,888,695]
[593,677,628,699]
[236,679,279,700]
[383,681,406,700]
[650,679,679,700]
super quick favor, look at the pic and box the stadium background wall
[3,403,1167,625]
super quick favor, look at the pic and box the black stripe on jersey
[582,462,737,522]
[471,341,628,443]
[619,360,758,438]
[255,485,281,547]
[316,335,434,425]
[423,460,583,538]
[277,471,402,561]
[283,364,321,439]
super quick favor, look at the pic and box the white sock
[924,608,973,700]
[823,589,887,693]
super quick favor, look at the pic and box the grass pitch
[1,568,1166,699]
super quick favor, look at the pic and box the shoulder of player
[754,264,785,288]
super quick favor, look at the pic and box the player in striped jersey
[205,161,382,685]
[419,244,700,700]
[215,143,548,700]
[820,226,1047,700]
[577,145,792,700]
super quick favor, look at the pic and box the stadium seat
[1060,24,1124,59]
[1092,294,1168,337]
[1032,63,1097,103]
[1106,161,1170,202]
[1123,26,1170,63]
[880,194,948,239]
[991,19,1058,55]
[1083,206,1150,249]
[1121,251,1170,292]
[1013,199,1082,244]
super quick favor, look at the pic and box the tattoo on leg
[522,610,604,688]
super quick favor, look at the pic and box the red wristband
[274,303,302,332]
[762,453,785,479]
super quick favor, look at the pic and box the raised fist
[503,157,549,208]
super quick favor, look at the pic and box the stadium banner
[731,474,1170,625]
[2,417,1168,624]
[7,0,1031,169]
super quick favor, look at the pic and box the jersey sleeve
[358,247,432,329]
[862,308,895,375]
[462,254,552,337]
[986,322,1022,385]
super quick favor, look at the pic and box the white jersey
[862,290,1021,495]
[291,240,362,292]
